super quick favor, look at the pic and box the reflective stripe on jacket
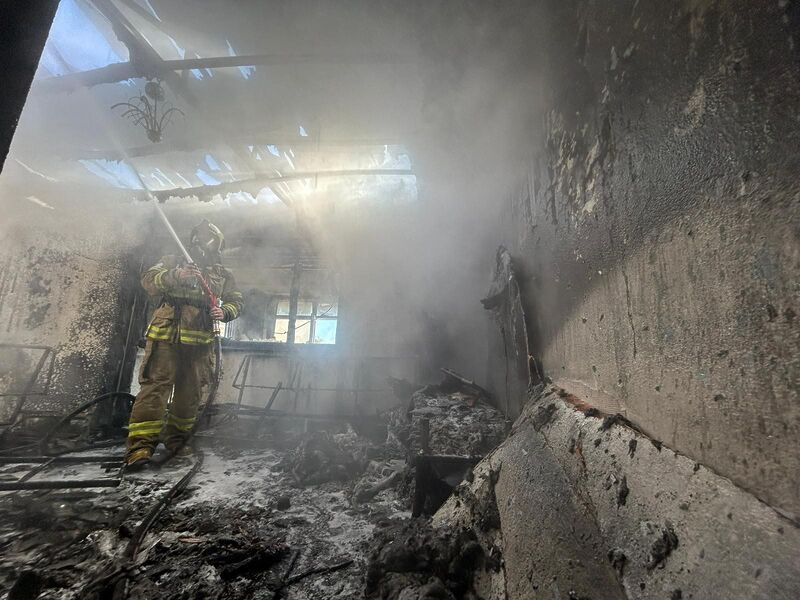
[142,255,244,345]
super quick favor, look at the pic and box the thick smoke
[0,0,549,390]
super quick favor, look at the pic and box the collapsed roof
[7,0,423,211]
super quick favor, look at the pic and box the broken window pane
[316,302,338,317]
[222,293,341,345]
[314,320,337,344]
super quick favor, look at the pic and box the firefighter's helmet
[190,219,225,254]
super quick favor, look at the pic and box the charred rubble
[2,1,800,599]
[398,374,506,517]
[365,519,488,600]
[0,370,506,599]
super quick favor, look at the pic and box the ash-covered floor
[0,439,404,599]
[0,378,502,599]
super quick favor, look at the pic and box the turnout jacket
[142,255,243,345]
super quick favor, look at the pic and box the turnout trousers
[126,339,211,458]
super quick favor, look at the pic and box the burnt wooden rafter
[86,0,198,106]
[63,136,404,160]
[37,52,412,94]
[151,169,414,201]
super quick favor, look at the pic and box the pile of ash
[0,437,408,600]
[407,385,507,457]
[278,429,368,486]
[393,371,507,459]
[117,505,290,599]
[0,376,509,600]
[385,406,412,460]
[382,372,509,516]
[352,459,408,505]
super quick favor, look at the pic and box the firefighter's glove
[174,265,201,283]
[210,306,224,321]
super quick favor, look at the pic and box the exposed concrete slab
[492,422,626,600]
[436,388,800,599]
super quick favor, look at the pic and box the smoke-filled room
[0,1,798,599]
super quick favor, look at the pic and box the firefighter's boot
[126,447,152,471]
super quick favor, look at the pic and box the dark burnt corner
[0,1,797,599]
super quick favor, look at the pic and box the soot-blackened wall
[0,193,148,426]
[513,1,800,517]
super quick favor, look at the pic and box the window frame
[273,297,338,345]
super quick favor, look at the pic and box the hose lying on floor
[0,391,135,457]
[87,336,223,600]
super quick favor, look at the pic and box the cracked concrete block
[435,387,800,599]
[434,457,507,600]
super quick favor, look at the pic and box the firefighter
[125,220,243,470]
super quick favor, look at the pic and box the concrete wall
[0,188,148,421]
[513,0,800,517]
[0,0,58,170]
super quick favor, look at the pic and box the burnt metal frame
[153,170,413,202]
[220,353,418,438]
[230,353,399,419]
[0,454,124,491]
[0,344,56,437]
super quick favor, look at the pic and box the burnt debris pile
[383,370,507,517]
[406,379,506,458]
[280,430,365,487]
[365,518,491,600]
[0,368,509,599]
[118,504,291,598]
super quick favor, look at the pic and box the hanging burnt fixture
[111,79,184,143]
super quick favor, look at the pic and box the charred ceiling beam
[118,0,161,26]
[87,0,198,107]
[89,0,162,73]
[35,52,413,94]
[152,169,414,201]
[36,62,139,92]
[166,53,412,70]
[60,136,405,160]
[230,144,294,208]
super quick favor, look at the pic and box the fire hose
[96,196,226,597]
[79,186,226,597]
[150,196,221,337]
[147,194,223,461]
